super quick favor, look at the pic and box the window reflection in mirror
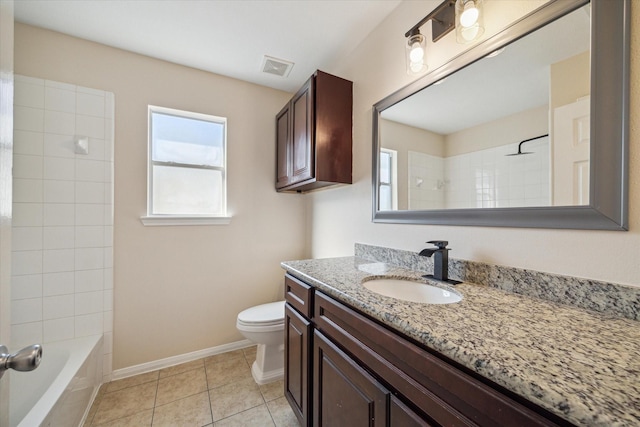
[378,4,590,211]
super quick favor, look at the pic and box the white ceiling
[13,0,402,92]
[381,5,591,135]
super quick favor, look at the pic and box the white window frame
[141,105,231,226]
[379,148,398,211]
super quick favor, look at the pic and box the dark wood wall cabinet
[283,273,574,427]
[276,71,352,192]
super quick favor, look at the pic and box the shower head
[505,134,548,156]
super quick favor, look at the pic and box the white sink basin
[362,278,462,304]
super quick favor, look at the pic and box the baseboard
[110,339,254,381]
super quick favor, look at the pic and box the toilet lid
[237,301,285,326]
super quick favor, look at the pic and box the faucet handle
[427,240,449,249]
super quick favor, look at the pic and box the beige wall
[310,0,640,287]
[14,23,308,369]
[380,119,444,209]
[550,50,590,111]
[445,105,548,156]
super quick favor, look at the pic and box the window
[142,106,229,225]
[379,148,398,211]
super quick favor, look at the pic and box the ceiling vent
[261,56,294,78]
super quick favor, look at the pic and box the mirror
[372,0,629,230]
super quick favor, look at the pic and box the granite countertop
[281,256,640,427]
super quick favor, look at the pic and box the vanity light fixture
[405,0,485,74]
[456,0,485,43]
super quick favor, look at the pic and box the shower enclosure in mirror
[372,0,629,230]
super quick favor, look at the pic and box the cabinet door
[276,104,291,189]
[290,77,314,185]
[314,330,389,427]
[285,303,312,426]
[390,395,434,427]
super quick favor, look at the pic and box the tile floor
[84,346,299,426]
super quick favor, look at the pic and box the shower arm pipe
[514,134,549,154]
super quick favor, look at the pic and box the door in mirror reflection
[378,4,591,211]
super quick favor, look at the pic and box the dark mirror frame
[372,0,629,230]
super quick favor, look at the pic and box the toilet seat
[237,301,285,328]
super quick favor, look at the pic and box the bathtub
[9,335,103,427]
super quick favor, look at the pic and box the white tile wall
[407,139,551,209]
[11,75,114,381]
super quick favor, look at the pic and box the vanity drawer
[314,291,565,427]
[285,274,314,318]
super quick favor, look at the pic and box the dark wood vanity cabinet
[283,273,573,427]
[284,275,314,426]
[276,70,352,192]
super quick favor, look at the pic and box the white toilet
[236,300,286,385]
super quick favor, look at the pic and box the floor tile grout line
[203,355,216,426]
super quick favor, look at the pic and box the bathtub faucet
[0,344,42,380]
[419,240,450,282]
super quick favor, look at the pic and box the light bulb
[409,43,424,63]
[460,1,479,27]
[409,60,425,73]
[460,25,480,41]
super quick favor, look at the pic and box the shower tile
[11,250,43,276]
[45,87,76,113]
[152,391,212,427]
[45,80,75,91]
[98,288,112,313]
[12,227,43,251]
[44,157,75,180]
[15,81,45,108]
[44,133,75,158]
[75,312,103,337]
[43,180,75,204]
[11,274,42,300]
[83,138,106,161]
[13,203,44,227]
[209,377,264,421]
[43,248,75,273]
[44,203,75,226]
[76,159,105,182]
[76,181,105,204]
[77,92,105,117]
[13,178,43,203]
[155,367,208,406]
[44,110,75,135]
[44,317,75,342]
[14,106,44,132]
[43,294,74,319]
[75,269,104,293]
[75,226,104,248]
[11,297,43,324]
[43,271,75,296]
[43,226,75,249]
[77,115,105,139]
[11,322,42,348]
[75,291,104,315]
[76,204,104,226]
[13,154,43,179]
[14,130,44,156]
[75,247,104,270]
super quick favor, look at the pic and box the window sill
[140,215,232,226]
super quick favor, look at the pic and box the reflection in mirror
[378,5,590,211]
